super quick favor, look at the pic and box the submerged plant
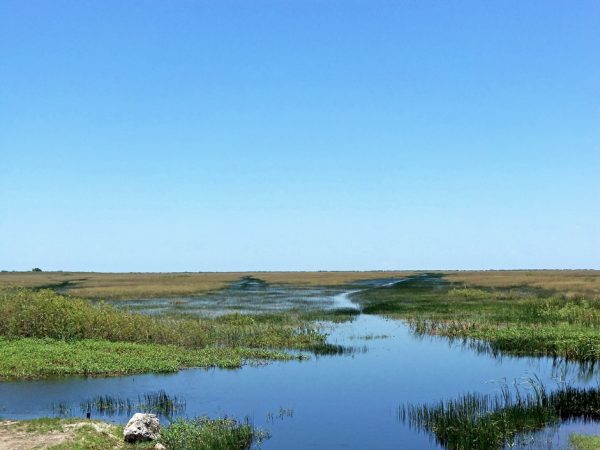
[139,390,186,420]
[80,395,135,417]
[51,402,72,417]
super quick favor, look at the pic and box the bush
[159,417,268,450]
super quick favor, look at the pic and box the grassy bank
[571,434,600,450]
[0,288,323,379]
[356,273,600,361]
[0,337,294,379]
[0,417,265,450]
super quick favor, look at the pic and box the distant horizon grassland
[443,270,600,301]
[0,270,415,299]
[1,269,599,299]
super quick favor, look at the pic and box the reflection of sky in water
[102,277,366,316]
[2,280,599,449]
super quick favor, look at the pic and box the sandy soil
[0,420,118,450]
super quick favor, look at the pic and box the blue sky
[1,1,599,271]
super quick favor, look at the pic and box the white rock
[154,444,167,450]
[123,413,160,442]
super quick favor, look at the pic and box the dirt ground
[0,420,118,450]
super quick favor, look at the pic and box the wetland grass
[0,288,327,350]
[0,288,322,379]
[401,385,600,450]
[0,337,296,379]
[570,434,600,450]
[79,390,186,418]
[357,274,600,362]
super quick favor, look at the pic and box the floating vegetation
[266,406,294,423]
[79,390,185,418]
[400,383,600,450]
[348,333,390,340]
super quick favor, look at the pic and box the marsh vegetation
[2,271,600,448]
[77,391,186,418]
[356,272,600,361]
[0,287,330,378]
[401,383,600,449]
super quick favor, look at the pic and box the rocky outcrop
[123,413,160,443]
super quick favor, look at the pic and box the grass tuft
[159,416,269,450]
[401,384,600,450]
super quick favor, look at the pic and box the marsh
[1,272,600,449]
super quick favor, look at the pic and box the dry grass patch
[443,270,600,300]
[0,271,415,299]
[0,419,127,450]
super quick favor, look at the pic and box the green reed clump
[159,416,269,450]
[79,390,186,418]
[80,395,134,416]
[401,385,600,450]
[51,402,72,417]
[139,390,186,417]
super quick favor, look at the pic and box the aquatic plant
[266,406,294,423]
[51,402,72,417]
[79,390,186,419]
[400,384,600,450]
[139,390,186,418]
[80,395,134,416]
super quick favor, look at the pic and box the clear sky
[1,1,599,272]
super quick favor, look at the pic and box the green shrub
[159,417,268,450]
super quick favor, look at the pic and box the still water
[1,283,599,449]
